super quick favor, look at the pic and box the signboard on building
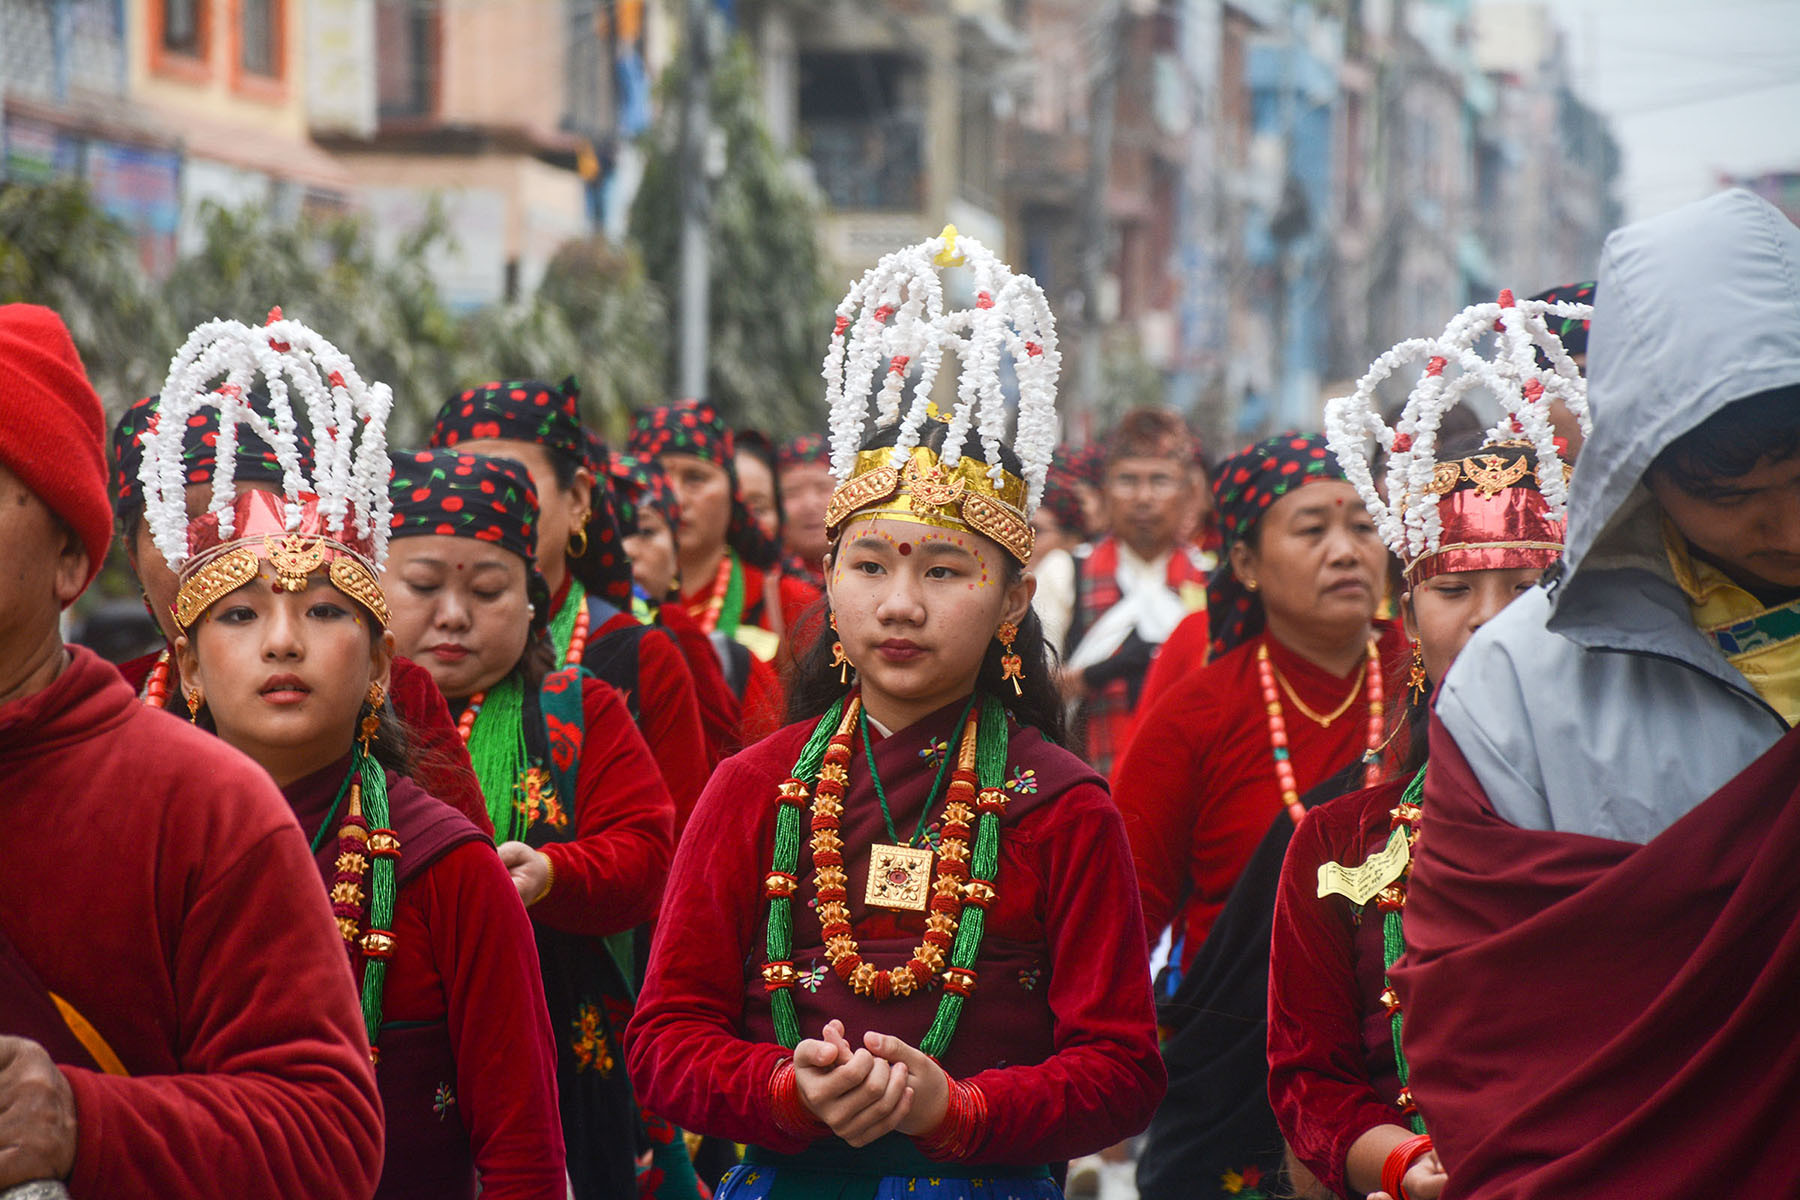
[309,0,378,137]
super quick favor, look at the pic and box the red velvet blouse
[1112,625,1404,971]
[592,607,711,832]
[1267,778,1411,1200]
[625,698,1166,1165]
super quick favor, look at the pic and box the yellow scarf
[1665,519,1800,726]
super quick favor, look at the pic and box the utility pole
[675,0,713,399]
[1077,0,1127,419]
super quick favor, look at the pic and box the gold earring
[997,620,1023,695]
[828,612,851,684]
[1407,642,1427,701]
[361,682,385,749]
[568,511,591,558]
[185,686,204,723]
[1245,578,1259,593]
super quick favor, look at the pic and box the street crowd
[2,186,1799,1200]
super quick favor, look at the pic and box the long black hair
[785,422,1069,745]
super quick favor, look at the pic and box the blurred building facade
[313,0,649,307]
[2,0,1620,438]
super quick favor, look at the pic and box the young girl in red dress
[145,316,565,1199]
[627,231,1165,1198]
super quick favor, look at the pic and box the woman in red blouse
[431,378,713,830]
[627,414,1166,1197]
[1268,436,1566,1200]
[1113,433,1400,979]
[383,449,678,1200]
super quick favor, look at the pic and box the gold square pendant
[864,844,935,912]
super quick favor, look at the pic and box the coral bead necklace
[761,691,1011,1058]
[1257,637,1384,825]
[140,649,173,709]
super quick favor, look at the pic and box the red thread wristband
[1381,1133,1433,1200]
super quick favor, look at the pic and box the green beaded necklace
[1383,765,1428,1136]
[762,692,1010,1057]
[857,693,978,849]
[307,745,398,1052]
[465,672,530,844]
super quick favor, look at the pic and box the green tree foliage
[462,237,669,437]
[0,181,177,406]
[2,184,669,443]
[631,33,832,435]
[158,202,467,444]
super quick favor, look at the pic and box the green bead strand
[766,698,845,1048]
[1384,766,1429,1136]
[355,745,398,1053]
[466,672,530,843]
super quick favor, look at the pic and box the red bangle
[916,1078,988,1161]
[768,1060,828,1140]
[1381,1133,1434,1200]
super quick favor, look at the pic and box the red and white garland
[140,307,394,575]
[1324,289,1590,564]
[820,227,1061,513]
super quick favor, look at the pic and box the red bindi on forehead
[897,542,912,556]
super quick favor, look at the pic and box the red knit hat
[0,304,112,598]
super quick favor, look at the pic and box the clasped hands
[791,1019,950,1147]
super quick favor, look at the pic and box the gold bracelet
[533,852,555,906]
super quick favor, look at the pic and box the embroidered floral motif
[1006,766,1038,794]
[517,765,569,830]
[800,963,828,993]
[919,737,948,767]
[1018,966,1042,991]
[545,712,582,771]
[1220,1164,1269,1197]
[919,819,944,851]
[571,1002,615,1075]
[432,1082,456,1121]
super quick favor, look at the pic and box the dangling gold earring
[829,612,851,684]
[568,511,591,558]
[361,682,386,750]
[185,686,204,723]
[997,620,1023,695]
[1407,642,1427,701]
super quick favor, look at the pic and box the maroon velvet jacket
[285,760,565,1199]
[0,649,382,1197]
[1393,716,1800,1198]
[625,697,1166,1165]
[1267,777,1411,1199]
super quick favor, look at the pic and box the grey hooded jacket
[1434,189,1800,842]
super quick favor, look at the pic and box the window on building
[162,0,203,56]
[240,0,278,76]
[798,52,923,212]
[377,0,440,119]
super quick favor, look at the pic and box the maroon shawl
[1392,714,1800,1198]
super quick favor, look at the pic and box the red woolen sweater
[0,647,382,1197]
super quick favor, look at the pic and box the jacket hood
[1553,189,1800,622]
